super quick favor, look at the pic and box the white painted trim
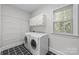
[73,4,79,36]
[49,48,65,55]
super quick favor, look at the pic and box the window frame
[53,5,73,35]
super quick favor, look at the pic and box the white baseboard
[49,48,65,55]
[0,39,24,52]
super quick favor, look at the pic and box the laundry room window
[53,5,73,34]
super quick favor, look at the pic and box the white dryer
[29,33,48,55]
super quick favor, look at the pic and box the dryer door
[31,39,37,50]
[30,37,39,51]
[30,37,40,55]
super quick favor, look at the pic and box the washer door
[31,39,37,50]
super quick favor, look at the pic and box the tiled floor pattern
[1,44,56,55]
[1,44,32,55]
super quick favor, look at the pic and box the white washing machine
[24,32,37,51]
[29,33,48,55]
[24,33,31,50]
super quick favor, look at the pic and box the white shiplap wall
[0,5,30,51]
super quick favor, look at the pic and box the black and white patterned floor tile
[1,44,56,55]
[1,44,32,55]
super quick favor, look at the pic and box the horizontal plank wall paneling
[0,5,30,51]
[2,5,28,20]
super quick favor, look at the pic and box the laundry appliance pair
[24,32,48,55]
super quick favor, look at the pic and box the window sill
[51,32,79,37]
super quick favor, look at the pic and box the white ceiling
[11,4,45,13]
[11,4,67,13]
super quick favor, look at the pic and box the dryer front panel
[30,37,40,55]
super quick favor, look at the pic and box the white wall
[31,4,69,34]
[0,5,30,51]
[0,5,2,51]
[31,4,79,55]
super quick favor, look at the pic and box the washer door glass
[31,39,37,50]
